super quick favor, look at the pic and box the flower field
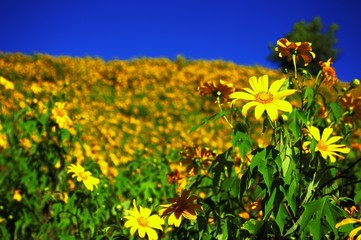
[1,39,361,239]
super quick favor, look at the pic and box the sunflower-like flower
[336,206,361,240]
[124,200,164,240]
[67,163,100,191]
[319,58,338,87]
[229,75,297,121]
[197,80,235,103]
[180,144,214,176]
[340,93,361,126]
[303,126,350,162]
[159,189,203,227]
[275,38,316,66]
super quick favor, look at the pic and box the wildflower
[13,190,22,202]
[19,138,32,150]
[67,163,100,191]
[340,93,361,125]
[0,133,9,151]
[319,58,337,87]
[275,38,316,66]
[51,102,76,134]
[336,207,361,240]
[303,126,350,162]
[197,80,235,103]
[124,200,164,240]
[229,75,297,121]
[0,76,15,90]
[180,144,214,175]
[159,189,203,227]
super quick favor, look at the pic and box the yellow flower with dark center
[159,189,203,227]
[197,80,235,103]
[319,58,338,87]
[67,163,100,191]
[230,75,297,121]
[124,200,164,240]
[303,126,350,162]
[275,38,316,66]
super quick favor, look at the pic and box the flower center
[255,91,273,104]
[137,216,148,227]
[79,172,88,181]
[317,140,328,151]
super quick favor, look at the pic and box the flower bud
[278,114,288,124]
[341,87,348,92]
[350,78,360,88]
[325,118,332,125]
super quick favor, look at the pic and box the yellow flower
[13,190,22,202]
[230,75,297,121]
[0,133,9,151]
[336,217,361,240]
[0,76,15,90]
[159,190,203,227]
[67,163,100,191]
[303,126,350,162]
[124,200,164,240]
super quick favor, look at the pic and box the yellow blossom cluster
[1,53,358,182]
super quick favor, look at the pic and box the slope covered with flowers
[1,51,361,239]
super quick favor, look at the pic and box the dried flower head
[275,38,316,66]
[319,58,337,87]
[198,80,235,103]
[180,144,214,175]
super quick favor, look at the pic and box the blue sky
[1,0,360,82]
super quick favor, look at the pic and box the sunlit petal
[254,104,266,119]
[308,126,321,141]
[269,78,286,94]
[249,76,260,93]
[230,91,255,101]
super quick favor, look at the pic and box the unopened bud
[278,114,288,124]
[341,87,348,92]
[350,79,360,88]
[325,118,332,125]
[115,204,122,212]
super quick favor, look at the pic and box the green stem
[292,54,298,80]
[217,97,233,129]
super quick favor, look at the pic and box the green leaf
[232,131,253,161]
[222,175,240,198]
[264,188,277,219]
[189,111,230,133]
[241,219,264,235]
[329,102,343,124]
[275,203,288,235]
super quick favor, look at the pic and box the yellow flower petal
[321,127,333,142]
[230,91,255,101]
[254,103,266,119]
[259,75,269,92]
[242,101,259,118]
[268,78,286,94]
[308,126,321,141]
[249,76,260,93]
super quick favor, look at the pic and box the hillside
[0,53,359,178]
